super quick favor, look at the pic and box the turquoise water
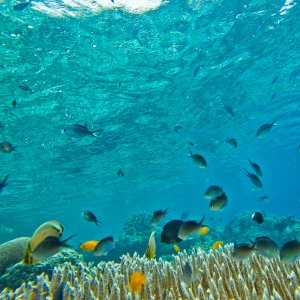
[0,0,299,249]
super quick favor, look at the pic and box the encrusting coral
[1,244,300,299]
[0,237,30,276]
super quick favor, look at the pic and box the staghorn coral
[1,244,300,299]
[0,237,30,276]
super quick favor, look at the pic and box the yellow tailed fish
[145,231,156,259]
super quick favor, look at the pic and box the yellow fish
[173,244,180,252]
[145,231,156,259]
[199,227,209,235]
[23,221,64,264]
[212,241,223,250]
[80,240,99,252]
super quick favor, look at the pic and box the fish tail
[90,129,103,137]
[189,150,193,156]
[1,174,9,187]
[164,207,170,214]
[244,168,250,176]
[248,159,252,165]
[95,219,101,227]
[271,120,278,126]
[60,234,76,247]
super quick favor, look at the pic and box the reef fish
[0,224,14,233]
[13,1,30,10]
[233,242,255,260]
[189,151,207,168]
[173,244,180,252]
[223,103,235,117]
[93,237,115,256]
[23,220,64,264]
[0,174,9,193]
[204,185,223,200]
[199,227,209,235]
[252,212,264,224]
[18,82,32,92]
[82,210,100,227]
[80,240,98,252]
[280,240,300,263]
[212,241,223,250]
[161,220,183,244]
[248,159,262,177]
[117,169,125,177]
[252,236,279,258]
[25,235,75,264]
[256,120,277,138]
[0,141,17,153]
[64,124,102,137]
[259,195,269,202]
[151,208,169,226]
[177,216,205,240]
[244,169,263,189]
[225,138,237,148]
[182,262,193,285]
[209,193,228,211]
[145,231,156,259]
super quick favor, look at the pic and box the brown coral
[1,244,300,299]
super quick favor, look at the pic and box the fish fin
[244,168,250,176]
[60,234,76,247]
[271,120,278,126]
[199,215,205,225]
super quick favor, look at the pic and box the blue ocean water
[0,0,299,250]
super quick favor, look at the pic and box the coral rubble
[1,244,300,299]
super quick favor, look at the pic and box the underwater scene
[0,0,300,298]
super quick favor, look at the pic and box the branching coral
[1,244,300,299]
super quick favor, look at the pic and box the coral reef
[0,237,30,276]
[1,244,300,299]
[0,249,82,290]
[222,211,300,244]
[123,212,153,237]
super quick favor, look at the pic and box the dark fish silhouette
[209,192,228,211]
[259,195,269,202]
[151,208,169,226]
[280,240,300,263]
[161,220,183,244]
[244,169,263,189]
[251,212,264,224]
[117,169,125,177]
[13,1,30,11]
[256,120,277,138]
[0,141,17,153]
[71,124,102,137]
[223,103,235,117]
[233,242,255,260]
[82,210,100,227]
[18,82,32,92]
[225,138,237,148]
[204,185,223,200]
[189,151,207,168]
[193,65,200,77]
[248,159,262,177]
[0,175,9,193]
[177,216,205,240]
[251,236,278,258]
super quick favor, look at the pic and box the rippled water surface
[0,0,299,240]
